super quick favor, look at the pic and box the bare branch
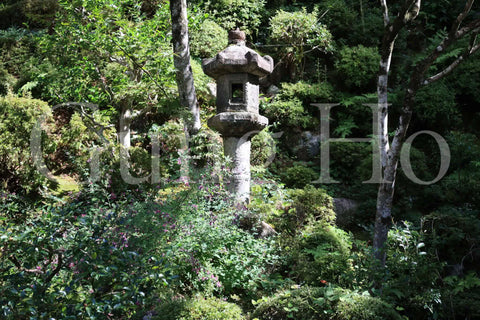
[410,2,479,89]
[424,34,480,85]
[380,0,389,26]
[449,0,475,37]
[455,19,480,40]
[45,253,63,283]
[405,0,421,22]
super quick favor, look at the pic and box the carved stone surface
[202,29,273,202]
[208,112,268,137]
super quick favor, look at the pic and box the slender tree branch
[45,253,63,283]
[380,0,389,26]
[450,0,475,37]
[424,34,480,85]
[8,256,43,274]
[110,37,170,99]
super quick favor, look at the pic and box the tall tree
[374,0,480,268]
[170,0,201,138]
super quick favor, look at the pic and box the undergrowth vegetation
[1,0,480,319]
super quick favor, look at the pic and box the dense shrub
[269,8,333,78]
[381,222,443,318]
[413,80,460,130]
[250,183,335,235]
[281,164,316,188]
[263,81,333,128]
[288,186,336,225]
[251,286,402,320]
[0,95,54,194]
[154,296,245,320]
[251,128,278,167]
[0,184,173,319]
[316,0,357,41]
[336,294,403,320]
[334,45,380,92]
[201,0,265,36]
[251,286,342,320]
[190,19,227,59]
[288,221,353,285]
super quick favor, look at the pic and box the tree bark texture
[373,0,479,268]
[170,0,201,137]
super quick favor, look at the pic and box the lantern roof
[202,29,274,79]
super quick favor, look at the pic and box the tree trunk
[373,0,479,272]
[170,0,201,138]
[119,106,132,149]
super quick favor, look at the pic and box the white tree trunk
[119,106,132,149]
[170,0,201,137]
[373,0,479,270]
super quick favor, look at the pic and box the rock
[284,130,321,161]
[267,84,280,95]
[258,221,277,238]
[207,82,216,98]
[333,198,358,227]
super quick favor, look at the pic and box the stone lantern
[203,29,273,202]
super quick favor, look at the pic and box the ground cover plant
[1,0,480,319]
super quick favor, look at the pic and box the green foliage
[250,183,335,235]
[191,58,215,106]
[288,186,336,225]
[0,95,54,194]
[166,185,279,297]
[335,45,380,92]
[190,19,227,59]
[154,295,245,320]
[414,80,460,129]
[281,164,316,188]
[436,132,480,208]
[201,0,266,36]
[381,222,443,318]
[269,8,333,78]
[33,0,177,120]
[316,0,357,41]
[336,294,403,320]
[422,207,480,268]
[0,184,173,319]
[251,127,278,167]
[251,286,402,320]
[263,81,333,128]
[252,286,343,320]
[288,221,353,285]
[440,272,480,320]
[0,0,58,29]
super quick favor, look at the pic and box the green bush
[281,164,316,188]
[316,0,357,41]
[0,95,54,194]
[289,221,352,285]
[190,19,227,59]
[336,294,403,320]
[252,286,402,320]
[191,58,216,106]
[251,128,277,167]
[202,0,265,36]
[156,180,278,298]
[335,45,380,92]
[252,286,342,320]
[382,222,443,318]
[269,8,333,78]
[0,183,173,319]
[414,80,460,129]
[154,296,245,320]
[250,183,335,235]
[263,81,333,128]
[288,186,336,225]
